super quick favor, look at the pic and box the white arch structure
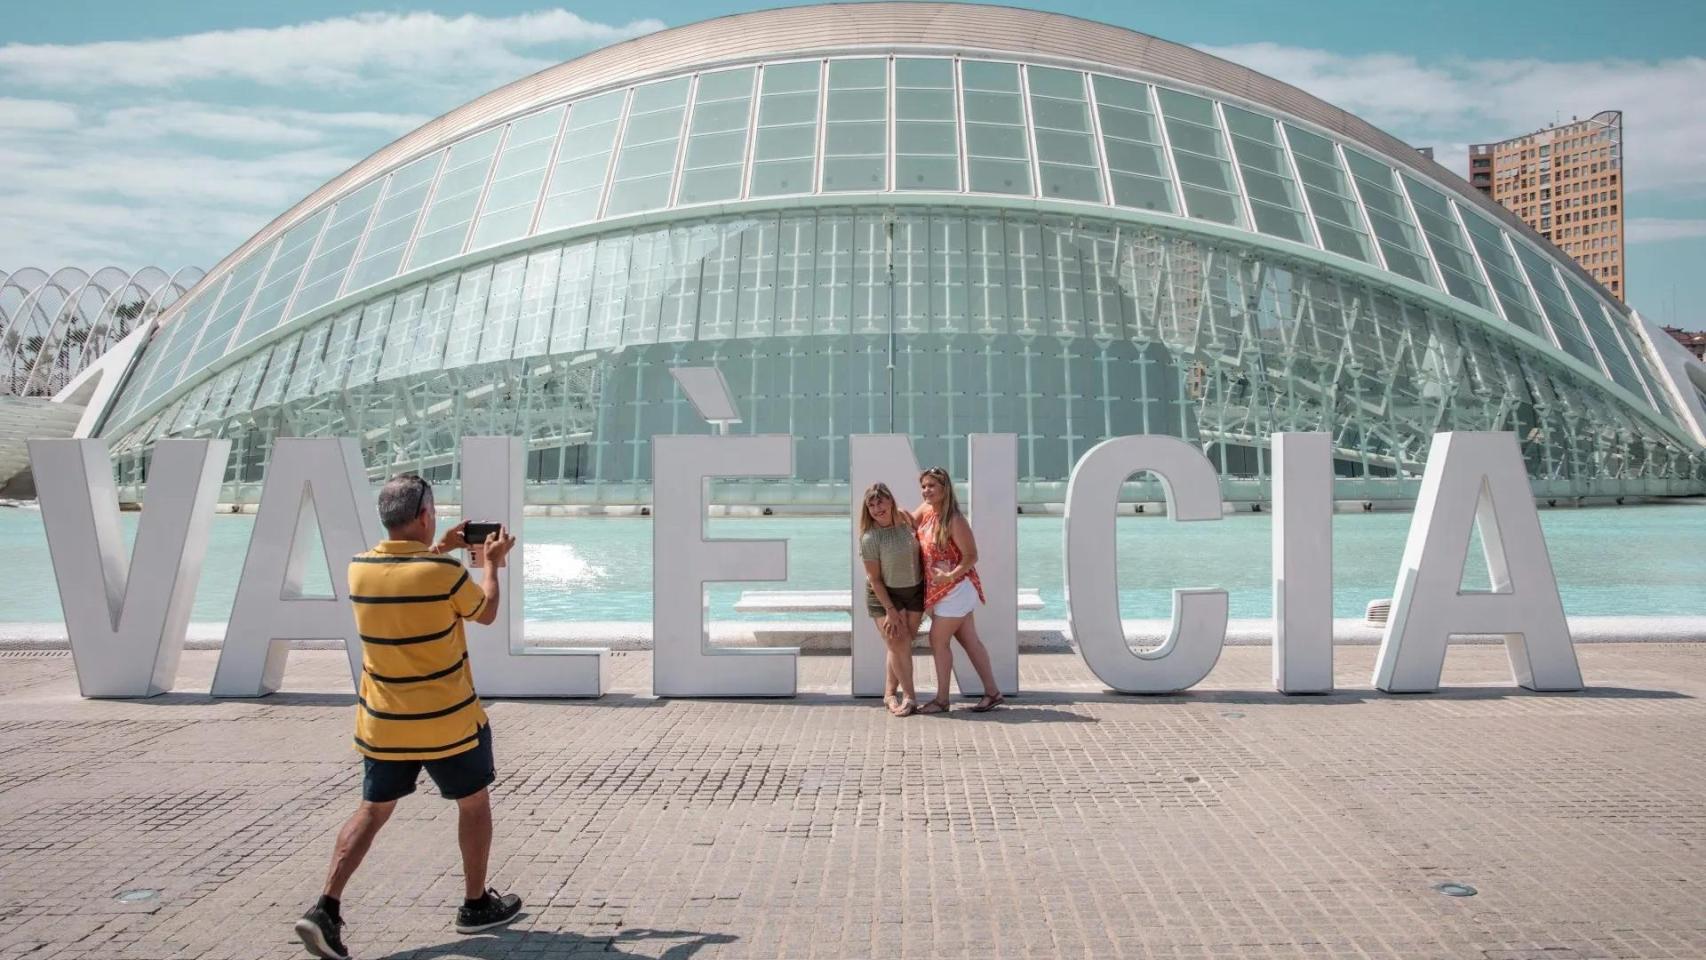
[2,266,203,398]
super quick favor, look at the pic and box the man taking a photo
[295,473,520,959]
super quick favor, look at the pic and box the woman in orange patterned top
[914,466,1005,713]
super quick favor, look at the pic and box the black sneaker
[455,888,522,934]
[293,906,349,960]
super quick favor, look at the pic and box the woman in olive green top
[859,482,925,716]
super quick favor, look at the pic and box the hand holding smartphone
[462,521,507,568]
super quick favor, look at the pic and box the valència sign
[28,368,1583,702]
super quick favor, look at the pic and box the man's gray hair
[377,474,431,530]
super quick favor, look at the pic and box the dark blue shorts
[362,724,495,803]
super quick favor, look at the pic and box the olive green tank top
[859,522,922,588]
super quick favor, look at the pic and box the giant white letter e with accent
[651,367,798,697]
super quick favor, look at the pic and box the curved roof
[170,2,1608,315]
[97,2,1691,451]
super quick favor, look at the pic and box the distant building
[1470,111,1624,299]
[1665,326,1706,361]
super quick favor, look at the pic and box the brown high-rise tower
[1470,110,1624,299]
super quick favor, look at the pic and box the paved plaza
[1,644,1703,960]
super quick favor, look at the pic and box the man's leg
[323,800,396,898]
[456,788,492,900]
[298,799,396,958]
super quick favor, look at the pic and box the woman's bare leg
[882,620,900,705]
[884,630,916,707]
[925,613,963,707]
[899,612,922,702]
[953,613,1001,700]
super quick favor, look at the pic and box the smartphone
[462,521,505,568]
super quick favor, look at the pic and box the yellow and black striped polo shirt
[348,540,489,761]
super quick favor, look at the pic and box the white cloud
[0,10,665,91]
[1196,43,1706,196]
[0,10,665,273]
[0,97,78,129]
[1627,218,1706,244]
[98,103,428,147]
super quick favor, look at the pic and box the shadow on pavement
[118,685,1688,710]
[1088,685,1690,704]
[373,922,737,959]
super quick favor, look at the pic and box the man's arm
[470,527,515,626]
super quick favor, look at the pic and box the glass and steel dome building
[87,3,1706,503]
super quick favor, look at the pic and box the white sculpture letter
[652,368,797,697]
[30,438,228,697]
[213,438,377,697]
[461,436,606,697]
[1373,432,1582,693]
[1064,436,1228,693]
[1272,432,1334,694]
[848,434,1018,698]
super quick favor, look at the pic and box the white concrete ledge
[1,616,1701,652]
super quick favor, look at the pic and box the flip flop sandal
[971,694,1006,713]
[917,699,951,715]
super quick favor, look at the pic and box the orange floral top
[915,506,985,609]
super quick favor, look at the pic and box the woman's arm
[942,515,979,582]
[864,558,899,618]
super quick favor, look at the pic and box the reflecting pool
[6,508,1699,627]
[1,504,1701,624]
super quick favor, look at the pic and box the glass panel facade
[291,180,384,321]
[537,90,627,231]
[1222,104,1307,242]
[821,58,887,192]
[470,105,566,248]
[961,60,1031,196]
[1282,124,1374,263]
[113,208,1700,497]
[316,307,364,395]
[183,243,275,381]
[233,211,329,349]
[749,60,821,198]
[135,289,221,408]
[604,79,690,217]
[406,128,504,272]
[100,52,1697,495]
[1026,66,1102,203]
[1562,275,1647,403]
[894,58,958,192]
[345,152,443,294]
[1400,174,1492,311]
[1091,76,1175,214]
[1456,205,1546,336]
[677,68,755,205]
[1342,148,1434,286]
[1511,238,1602,370]
[1157,89,1243,227]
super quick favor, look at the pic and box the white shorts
[931,578,980,619]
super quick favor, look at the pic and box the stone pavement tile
[1,645,1705,958]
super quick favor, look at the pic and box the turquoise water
[1,504,1701,624]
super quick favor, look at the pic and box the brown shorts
[867,581,926,619]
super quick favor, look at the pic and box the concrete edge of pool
[2,616,1701,652]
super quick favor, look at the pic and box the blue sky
[4,0,1705,327]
